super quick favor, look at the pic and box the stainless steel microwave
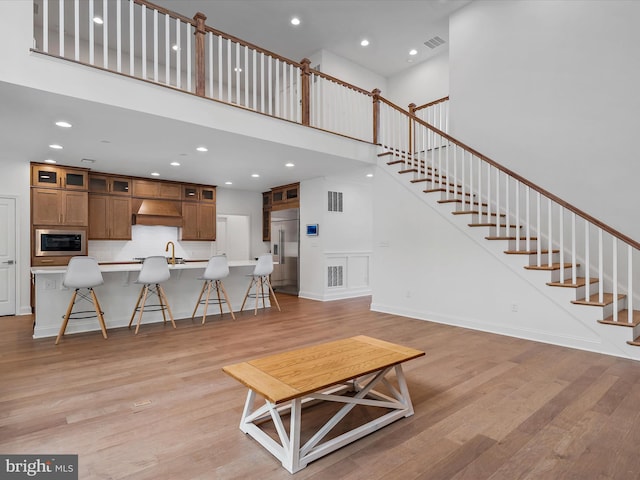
[35,229,87,257]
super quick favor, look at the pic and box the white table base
[238,364,415,473]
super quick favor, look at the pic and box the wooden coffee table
[222,335,425,473]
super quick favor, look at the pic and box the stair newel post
[409,103,416,169]
[300,58,311,126]
[193,12,207,97]
[372,88,381,145]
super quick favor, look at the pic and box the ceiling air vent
[424,36,446,49]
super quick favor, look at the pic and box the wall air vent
[424,36,446,49]
[327,266,344,288]
[328,191,343,212]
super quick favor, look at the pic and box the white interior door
[0,197,16,316]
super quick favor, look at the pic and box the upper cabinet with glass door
[31,164,88,190]
[89,174,132,196]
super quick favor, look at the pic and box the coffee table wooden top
[222,335,425,404]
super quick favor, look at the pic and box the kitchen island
[31,260,266,339]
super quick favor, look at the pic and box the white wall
[372,160,640,359]
[449,0,640,241]
[215,187,266,259]
[387,52,450,110]
[299,167,374,300]
[0,158,31,315]
[308,49,388,95]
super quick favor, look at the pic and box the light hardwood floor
[2,294,640,479]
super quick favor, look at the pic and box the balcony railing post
[193,12,207,97]
[408,103,416,156]
[300,58,311,126]
[372,88,381,145]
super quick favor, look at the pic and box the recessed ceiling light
[151,172,160,177]
[93,16,103,25]
[225,181,233,185]
[172,44,180,51]
[409,49,418,56]
[44,159,57,164]
[291,17,300,26]
[55,121,72,128]
[251,174,260,178]
[366,173,374,178]
[285,163,295,167]
[49,144,63,149]
[196,146,208,152]
[170,162,180,166]
[360,39,370,47]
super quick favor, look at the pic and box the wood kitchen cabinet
[183,185,216,203]
[89,194,132,239]
[132,179,182,199]
[89,174,131,195]
[181,202,216,240]
[32,188,88,226]
[262,183,299,241]
[271,183,299,211]
[31,164,88,190]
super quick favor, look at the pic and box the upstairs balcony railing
[33,0,375,143]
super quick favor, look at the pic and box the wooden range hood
[132,199,182,227]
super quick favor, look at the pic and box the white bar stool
[56,256,108,345]
[240,254,281,315]
[128,256,176,335]
[191,255,236,323]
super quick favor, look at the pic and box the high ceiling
[4,0,471,192]
[152,0,470,78]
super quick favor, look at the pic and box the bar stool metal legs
[191,278,236,323]
[128,283,176,335]
[240,253,282,315]
[56,287,108,345]
[128,256,176,335]
[56,256,107,345]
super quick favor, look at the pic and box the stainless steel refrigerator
[270,208,299,295]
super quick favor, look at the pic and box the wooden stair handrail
[307,68,374,97]
[378,96,639,249]
[411,96,450,113]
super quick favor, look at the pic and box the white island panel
[31,260,268,339]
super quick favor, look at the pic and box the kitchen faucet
[165,241,176,265]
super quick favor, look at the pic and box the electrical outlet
[511,304,518,312]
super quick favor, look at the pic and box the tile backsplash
[88,225,215,262]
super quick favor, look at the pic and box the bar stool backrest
[63,256,104,289]
[253,254,274,277]
[203,255,230,281]
[137,256,170,284]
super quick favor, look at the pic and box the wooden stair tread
[572,293,625,307]
[398,168,418,174]
[504,249,559,255]
[452,210,505,217]
[600,310,640,329]
[486,236,538,241]
[524,262,576,271]
[546,277,598,288]
[469,223,522,228]
[386,159,405,165]
[378,151,394,157]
